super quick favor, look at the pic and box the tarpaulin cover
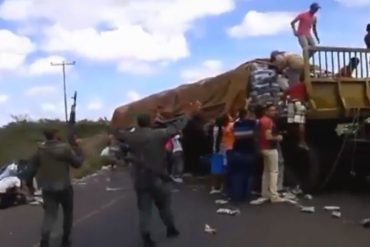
[110,59,268,128]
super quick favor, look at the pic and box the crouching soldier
[29,128,84,247]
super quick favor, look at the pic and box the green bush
[0,118,110,177]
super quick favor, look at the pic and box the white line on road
[31,194,127,247]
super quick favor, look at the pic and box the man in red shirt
[250,104,285,205]
[284,73,309,150]
[291,3,321,58]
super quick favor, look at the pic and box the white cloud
[25,85,58,97]
[87,98,103,110]
[334,0,370,6]
[41,103,57,112]
[28,55,66,75]
[118,60,156,75]
[181,59,224,83]
[228,10,296,38]
[0,94,9,103]
[0,0,235,72]
[0,29,35,70]
[126,90,142,102]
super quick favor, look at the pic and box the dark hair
[366,23,370,32]
[238,109,247,119]
[137,114,151,127]
[254,105,265,119]
[221,114,230,127]
[43,128,58,140]
[264,103,275,111]
[350,57,360,68]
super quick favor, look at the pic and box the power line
[50,61,76,122]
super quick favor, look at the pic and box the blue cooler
[210,154,225,175]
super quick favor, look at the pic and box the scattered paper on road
[216,208,241,216]
[304,194,313,200]
[204,224,216,234]
[361,218,370,228]
[301,206,315,213]
[106,187,125,192]
[332,211,341,218]
[324,206,341,211]
[215,199,229,205]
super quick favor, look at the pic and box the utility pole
[51,61,76,122]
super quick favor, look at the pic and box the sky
[0,0,369,125]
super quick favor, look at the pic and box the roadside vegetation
[0,115,110,178]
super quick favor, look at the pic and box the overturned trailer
[111,46,370,193]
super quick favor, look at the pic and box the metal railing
[303,46,370,80]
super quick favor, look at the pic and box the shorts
[287,100,307,124]
[298,35,316,49]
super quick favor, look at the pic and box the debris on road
[215,199,229,205]
[361,218,370,228]
[204,224,217,234]
[216,208,241,216]
[282,192,297,200]
[286,199,299,205]
[304,194,313,200]
[324,206,341,211]
[332,211,342,218]
[301,206,315,213]
[106,187,125,192]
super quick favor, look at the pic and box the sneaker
[271,197,287,203]
[250,197,269,205]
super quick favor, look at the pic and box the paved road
[1,168,370,247]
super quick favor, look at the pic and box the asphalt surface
[1,167,370,247]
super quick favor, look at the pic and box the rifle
[67,91,78,147]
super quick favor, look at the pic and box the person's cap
[310,2,321,10]
[366,23,370,32]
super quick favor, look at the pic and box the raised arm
[312,17,320,43]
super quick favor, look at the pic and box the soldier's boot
[60,234,71,247]
[40,239,49,247]
[143,233,156,247]
[166,226,180,238]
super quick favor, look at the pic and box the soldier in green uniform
[115,101,201,247]
[29,128,84,247]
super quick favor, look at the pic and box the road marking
[31,194,127,247]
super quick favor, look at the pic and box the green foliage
[0,118,110,177]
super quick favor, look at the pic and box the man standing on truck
[365,24,370,48]
[270,51,304,87]
[291,2,321,58]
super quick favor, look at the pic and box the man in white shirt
[171,134,184,183]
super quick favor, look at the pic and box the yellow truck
[111,46,370,193]
[282,46,370,192]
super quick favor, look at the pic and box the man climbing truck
[111,45,370,194]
